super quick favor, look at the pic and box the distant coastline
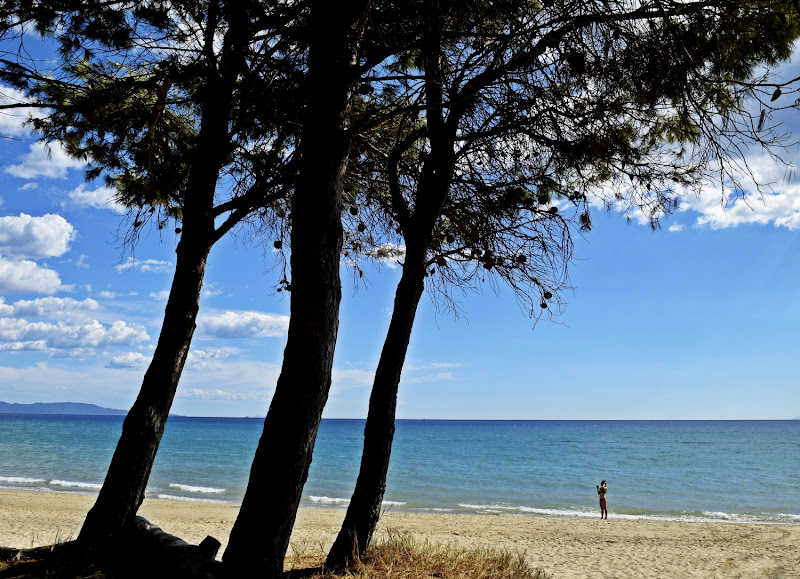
[0,401,126,416]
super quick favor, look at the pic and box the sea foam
[309,495,350,505]
[168,483,226,494]
[49,480,102,490]
[156,494,225,503]
[0,476,46,484]
[453,504,800,525]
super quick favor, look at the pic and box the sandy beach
[1,490,797,578]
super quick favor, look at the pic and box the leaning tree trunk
[77,220,214,545]
[78,4,249,545]
[325,241,428,568]
[327,161,454,571]
[221,2,371,577]
[327,9,456,566]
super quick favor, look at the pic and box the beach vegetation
[294,531,552,579]
[0,532,550,579]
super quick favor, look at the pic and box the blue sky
[1,64,799,420]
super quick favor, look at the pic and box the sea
[1,416,798,525]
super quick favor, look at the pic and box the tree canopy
[2,1,800,577]
[327,0,800,565]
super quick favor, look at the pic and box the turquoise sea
[0,416,798,524]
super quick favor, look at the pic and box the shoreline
[4,486,798,527]
[1,490,798,577]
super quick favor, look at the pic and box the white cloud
[4,297,99,323]
[406,361,464,371]
[202,283,223,297]
[180,358,282,403]
[324,361,463,392]
[675,153,800,230]
[0,295,155,359]
[149,290,170,299]
[0,213,75,259]
[595,154,800,232]
[105,352,150,369]
[0,257,67,294]
[0,85,44,137]
[114,257,173,273]
[184,350,370,401]
[185,347,239,370]
[0,317,149,357]
[4,141,85,179]
[0,339,50,352]
[201,310,289,339]
[398,361,464,385]
[105,320,150,344]
[97,291,138,299]
[691,185,800,230]
[18,183,38,191]
[66,184,127,214]
[404,371,457,384]
[368,243,406,268]
[76,254,89,269]
[177,388,264,401]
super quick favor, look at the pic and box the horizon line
[4,414,795,421]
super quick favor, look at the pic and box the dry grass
[287,530,551,579]
[1,530,550,578]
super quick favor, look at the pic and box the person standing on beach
[597,480,608,519]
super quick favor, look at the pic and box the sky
[1,51,799,421]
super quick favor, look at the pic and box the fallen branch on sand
[0,517,220,579]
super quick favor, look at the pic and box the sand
[1,490,798,578]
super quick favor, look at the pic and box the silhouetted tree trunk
[78,224,213,545]
[327,11,458,565]
[326,181,455,567]
[221,2,371,577]
[78,3,249,545]
[325,238,428,566]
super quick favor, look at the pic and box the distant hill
[0,401,126,416]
